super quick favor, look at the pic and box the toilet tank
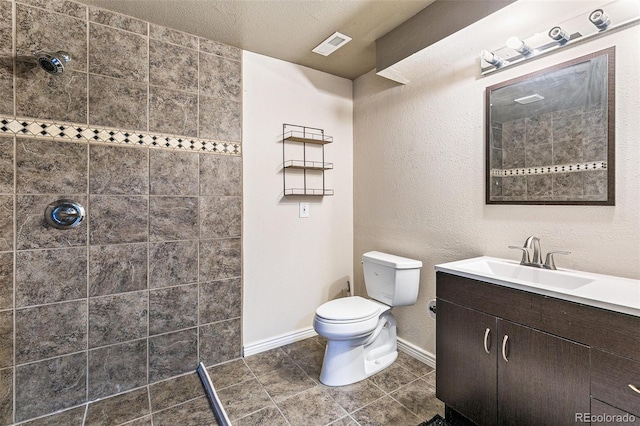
[362,251,422,306]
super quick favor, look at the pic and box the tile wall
[0,0,242,424]
[489,107,608,202]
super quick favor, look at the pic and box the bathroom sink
[452,257,594,290]
[435,256,640,317]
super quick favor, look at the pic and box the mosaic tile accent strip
[0,115,241,155]
[491,161,607,177]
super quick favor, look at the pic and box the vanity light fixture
[479,50,505,67]
[480,0,640,76]
[506,36,533,56]
[589,8,611,30]
[548,26,570,44]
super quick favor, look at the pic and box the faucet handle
[544,251,571,270]
[509,246,530,264]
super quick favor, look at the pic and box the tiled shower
[0,0,242,424]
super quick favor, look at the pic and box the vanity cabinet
[436,272,640,426]
[437,299,589,426]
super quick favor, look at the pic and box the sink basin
[457,257,594,290]
[435,256,640,317]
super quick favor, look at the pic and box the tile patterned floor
[210,337,444,426]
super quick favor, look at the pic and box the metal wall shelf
[284,188,335,196]
[282,124,334,197]
[283,130,333,145]
[283,160,333,170]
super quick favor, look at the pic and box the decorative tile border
[491,161,606,177]
[0,116,241,155]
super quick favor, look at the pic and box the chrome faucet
[509,236,570,270]
[524,236,542,265]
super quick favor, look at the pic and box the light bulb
[548,26,570,44]
[480,50,504,67]
[589,9,610,30]
[506,36,532,56]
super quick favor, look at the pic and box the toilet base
[319,312,397,387]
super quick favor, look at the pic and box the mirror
[486,47,615,205]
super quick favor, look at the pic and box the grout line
[86,6,90,126]
[11,0,16,117]
[85,104,90,409]
[86,17,148,39]
[11,144,16,424]
[196,150,201,365]
[145,380,153,426]
[81,402,88,426]
[196,36,200,139]
[145,107,151,393]
[14,347,90,370]
[146,20,150,133]
[386,392,424,421]
[151,394,206,416]
[327,415,360,426]
[14,288,141,311]
[10,4,16,424]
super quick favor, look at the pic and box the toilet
[313,251,422,386]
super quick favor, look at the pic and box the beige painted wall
[242,51,354,347]
[353,7,640,355]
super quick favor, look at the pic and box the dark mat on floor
[418,414,453,426]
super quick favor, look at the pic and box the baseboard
[243,328,436,370]
[397,337,436,369]
[243,327,318,357]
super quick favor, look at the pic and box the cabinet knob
[502,335,509,362]
[629,384,640,395]
[483,328,491,354]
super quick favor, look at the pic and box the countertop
[435,256,640,318]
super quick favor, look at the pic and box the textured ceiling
[76,0,435,80]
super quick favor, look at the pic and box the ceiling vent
[312,32,352,56]
[514,94,545,105]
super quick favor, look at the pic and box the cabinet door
[497,320,590,426]
[591,349,640,417]
[436,300,498,426]
[590,399,640,426]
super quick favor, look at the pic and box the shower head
[32,50,71,75]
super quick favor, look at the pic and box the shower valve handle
[45,199,85,229]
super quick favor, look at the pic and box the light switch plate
[299,202,310,218]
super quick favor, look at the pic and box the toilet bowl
[313,251,422,386]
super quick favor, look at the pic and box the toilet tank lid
[362,251,422,269]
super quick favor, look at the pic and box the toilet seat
[315,296,386,323]
[314,296,390,341]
